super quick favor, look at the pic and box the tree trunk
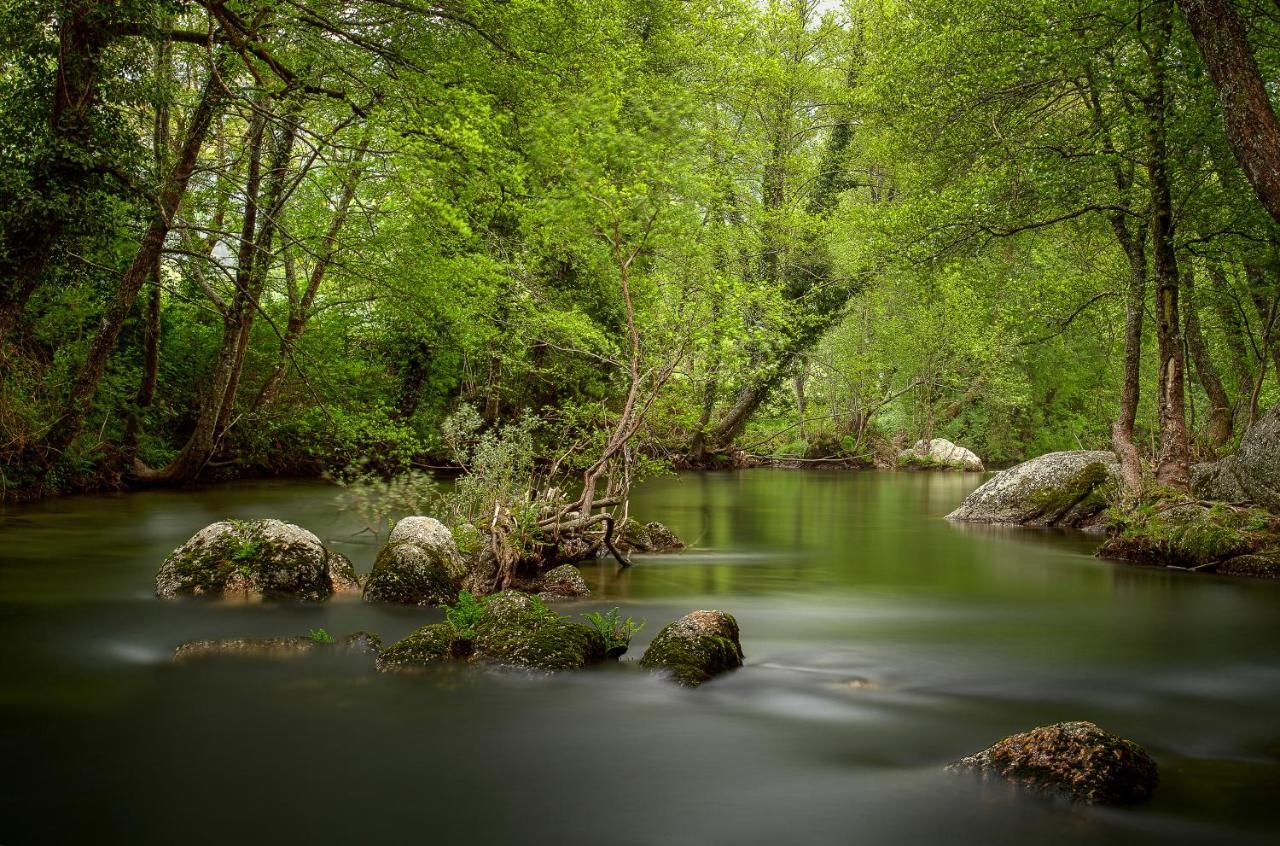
[44,56,228,456]
[1182,262,1233,447]
[1177,0,1280,227]
[1206,262,1256,411]
[1147,4,1191,491]
[1109,217,1147,495]
[0,0,110,338]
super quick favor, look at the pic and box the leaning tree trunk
[1206,262,1256,419]
[1177,0,1280,228]
[44,56,228,457]
[1182,262,1233,447]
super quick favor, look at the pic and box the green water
[1,470,1278,844]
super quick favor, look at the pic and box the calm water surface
[2,470,1279,844]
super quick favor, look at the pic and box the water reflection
[1,470,1278,844]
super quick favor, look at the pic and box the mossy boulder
[173,630,381,664]
[376,591,607,673]
[1193,403,1280,512]
[536,564,590,600]
[639,610,744,687]
[616,519,685,553]
[898,438,984,472]
[155,519,356,601]
[472,591,606,670]
[375,623,466,671]
[363,516,468,606]
[947,450,1118,528]
[947,721,1158,805]
[1098,499,1277,570]
[1217,552,1280,579]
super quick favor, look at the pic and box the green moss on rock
[1099,498,1275,569]
[537,564,590,600]
[947,720,1158,805]
[363,534,467,606]
[155,519,349,601]
[639,610,744,687]
[375,623,462,672]
[473,591,606,670]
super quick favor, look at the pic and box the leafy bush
[332,461,439,539]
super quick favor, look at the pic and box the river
[1,470,1278,844]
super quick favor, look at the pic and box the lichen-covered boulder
[947,450,1118,528]
[537,564,590,600]
[156,519,356,601]
[472,591,606,670]
[375,623,465,672]
[947,721,1158,805]
[1217,552,1280,579]
[363,516,467,606]
[1194,403,1280,512]
[375,591,607,674]
[172,630,381,664]
[616,519,685,553]
[639,610,744,687]
[899,438,984,472]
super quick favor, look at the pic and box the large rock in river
[947,721,1158,805]
[947,450,1118,529]
[155,519,360,601]
[899,438,985,472]
[639,610,744,687]
[363,516,468,606]
[1194,403,1280,512]
[376,590,607,673]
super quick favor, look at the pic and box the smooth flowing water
[2,470,1279,845]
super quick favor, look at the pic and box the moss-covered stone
[947,721,1158,805]
[1214,552,1280,579]
[327,551,362,595]
[472,591,606,670]
[616,519,685,553]
[155,519,351,601]
[375,591,607,673]
[947,451,1119,528]
[1098,499,1276,570]
[537,564,590,600]
[374,623,463,672]
[172,629,382,663]
[639,610,744,687]
[363,517,468,606]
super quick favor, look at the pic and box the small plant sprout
[444,590,487,639]
[584,607,645,653]
[309,628,335,643]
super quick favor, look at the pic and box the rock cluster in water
[948,720,1158,805]
[638,610,745,687]
[947,450,1118,529]
[155,519,360,601]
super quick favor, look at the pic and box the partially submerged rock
[363,516,468,606]
[472,591,606,670]
[947,450,1118,528]
[173,630,382,664]
[1098,499,1276,570]
[536,564,590,600]
[947,721,1158,805]
[899,438,984,472]
[1216,552,1280,579]
[639,610,744,687]
[1194,403,1280,512]
[616,519,685,553]
[376,591,607,674]
[156,519,358,601]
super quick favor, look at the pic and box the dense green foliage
[2,0,1279,499]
